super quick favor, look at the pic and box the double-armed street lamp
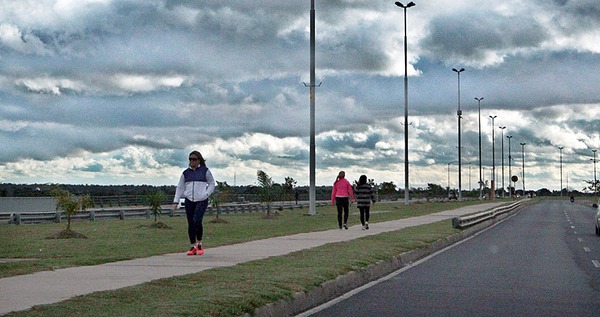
[499,126,506,198]
[489,115,497,199]
[475,97,484,199]
[593,150,598,194]
[507,135,513,198]
[395,1,416,205]
[558,146,564,196]
[453,68,465,201]
[521,143,526,196]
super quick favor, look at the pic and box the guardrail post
[55,211,62,223]
[452,217,460,229]
[119,210,125,220]
[89,210,95,222]
[10,213,21,225]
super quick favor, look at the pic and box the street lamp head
[489,115,497,119]
[499,126,506,130]
[396,1,416,8]
[475,97,484,101]
[507,135,513,139]
[452,68,465,73]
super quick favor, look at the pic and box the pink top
[331,178,355,204]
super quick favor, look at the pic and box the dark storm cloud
[421,13,548,63]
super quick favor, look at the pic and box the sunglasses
[189,158,199,161]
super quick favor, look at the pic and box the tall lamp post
[489,115,497,200]
[507,135,513,198]
[395,1,415,206]
[521,143,526,196]
[453,68,465,201]
[475,97,484,199]
[306,0,319,215]
[558,146,564,196]
[593,150,597,195]
[499,126,506,198]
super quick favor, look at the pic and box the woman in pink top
[331,171,355,229]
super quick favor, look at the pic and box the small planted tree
[49,187,93,239]
[209,181,232,224]
[143,189,171,229]
[257,170,277,218]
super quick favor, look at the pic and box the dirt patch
[46,229,88,239]
[138,222,173,229]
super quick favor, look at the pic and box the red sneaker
[197,244,204,255]
[187,246,198,255]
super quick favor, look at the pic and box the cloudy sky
[1,0,599,192]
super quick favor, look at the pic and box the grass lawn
[0,199,499,278]
[1,199,521,316]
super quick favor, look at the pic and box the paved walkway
[0,202,506,315]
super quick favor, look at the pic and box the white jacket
[173,166,215,203]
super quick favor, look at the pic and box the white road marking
[584,247,590,253]
[592,260,600,268]
[578,238,584,242]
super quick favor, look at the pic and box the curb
[243,206,524,317]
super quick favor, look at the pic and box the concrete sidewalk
[0,202,506,315]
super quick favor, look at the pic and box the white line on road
[578,238,584,242]
[592,260,600,268]
[584,247,591,252]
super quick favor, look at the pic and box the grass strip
[0,199,496,278]
[6,219,459,317]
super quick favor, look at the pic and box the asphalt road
[304,200,600,317]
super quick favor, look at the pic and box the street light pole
[489,115,497,200]
[308,0,318,215]
[593,150,597,195]
[558,146,564,196]
[453,68,465,201]
[475,97,484,199]
[521,143,526,196]
[499,126,506,198]
[507,135,513,198]
[395,1,415,206]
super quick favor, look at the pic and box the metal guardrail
[3,201,330,225]
[452,201,521,229]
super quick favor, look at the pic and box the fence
[451,201,521,229]
[3,201,330,225]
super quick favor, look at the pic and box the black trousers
[185,198,208,244]
[335,197,349,227]
[359,206,370,225]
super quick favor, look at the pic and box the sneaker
[343,223,348,230]
[361,225,366,231]
[365,222,369,230]
[187,246,198,256]
[197,244,204,255]
[339,226,343,230]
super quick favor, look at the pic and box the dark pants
[359,206,370,226]
[185,198,209,244]
[335,197,349,228]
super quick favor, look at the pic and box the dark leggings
[359,206,370,226]
[185,198,209,244]
[335,197,349,227]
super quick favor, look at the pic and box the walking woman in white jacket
[172,151,215,255]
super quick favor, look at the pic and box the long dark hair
[189,150,206,167]
[334,171,345,184]
[358,175,367,185]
